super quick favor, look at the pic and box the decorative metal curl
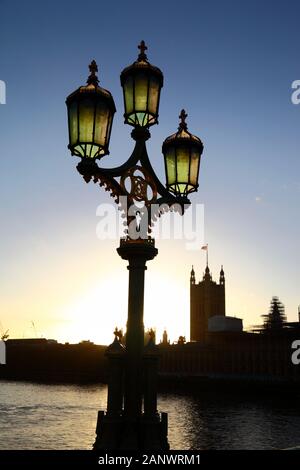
[120,165,157,205]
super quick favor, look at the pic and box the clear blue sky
[0,0,299,343]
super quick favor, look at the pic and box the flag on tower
[201,244,208,266]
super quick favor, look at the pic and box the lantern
[66,60,116,159]
[162,110,203,196]
[120,41,163,128]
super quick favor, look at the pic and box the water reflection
[0,381,299,449]
[159,388,300,449]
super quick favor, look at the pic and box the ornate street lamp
[66,41,204,451]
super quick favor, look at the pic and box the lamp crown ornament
[138,40,148,61]
[179,109,188,131]
[87,59,99,86]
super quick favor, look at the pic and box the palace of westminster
[156,261,300,383]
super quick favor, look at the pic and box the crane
[30,321,43,338]
[31,321,38,338]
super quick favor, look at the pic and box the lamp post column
[117,238,158,448]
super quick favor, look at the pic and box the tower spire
[190,265,195,285]
[204,264,211,281]
[219,265,225,285]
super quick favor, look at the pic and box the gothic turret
[219,265,225,285]
[162,329,169,345]
[190,266,195,285]
[203,265,212,282]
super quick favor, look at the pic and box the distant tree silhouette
[177,335,186,345]
[262,296,287,330]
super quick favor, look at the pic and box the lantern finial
[179,109,188,131]
[138,40,148,61]
[87,60,99,86]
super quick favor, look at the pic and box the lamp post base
[93,411,169,451]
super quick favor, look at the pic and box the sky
[0,0,300,344]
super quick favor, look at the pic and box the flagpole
[201,243,209,267]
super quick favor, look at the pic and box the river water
[0,380,299,449]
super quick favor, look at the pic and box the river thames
[0,380,299,449]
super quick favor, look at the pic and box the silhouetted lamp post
[66,41,203,450]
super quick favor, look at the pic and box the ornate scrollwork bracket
[76,128,190,238]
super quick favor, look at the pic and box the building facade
[158,329,300,383]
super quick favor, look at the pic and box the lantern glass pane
[86,144,92,158]
[177,146,190,183]
[68,101,78,146]
[79,98,95,142]
[178,184,188,194]
[94,101,109,147]
[106,111,113,142]
[124,76,134,114]
[75,145,84,157]
[165,148,176,186]
[134,72,148,111]
[136,112,147,126]
[148,77,159,114]
[127,115,136,125]
[91,145,100,158]
[190,147,200,186]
